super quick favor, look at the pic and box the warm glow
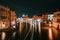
[29,18,32,32]
[13,26,16,28]
[48,28,53,40]
[19,22,22,35]
[2,23,5,29]
[53,22,58,28]
[49,23,51,27]
[38,21,41,34]
[34,21,37,31]
[11,21,15,25]
[1,32,6,40]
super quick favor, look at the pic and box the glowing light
[34,20,37,31]
[37,19,40,22]
[48,28,53,40]
[1,32,6,40]
[17,18,21,20]
[19,21,22,35]
[2,23,5,29]
[48,14,54,20]
[38,21,41,34]
[13,26,16,28]
[37,19,41,34]
[32,21,35,28]
[20,18,23,22]
[11,21,15,25]
[22,14,25,17]
[26,19,28,31]
[53,22,58,28]
[49,22,52,27]
[29,18,32,32]
[31,22,34,40]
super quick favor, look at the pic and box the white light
[29,19,32,25]
[48,14,54,20]
[32,21,35,28]
[2,32,6,40]
[22,14,25,17]
[37,19,40,21]
[13,26,16,28]
[18,18,20,20]
[48,28,53,40]
[20,18,23,22]
[2,23,5,28]
[29,18,32,21]
[38,21,41,34]
[11,21,15,25]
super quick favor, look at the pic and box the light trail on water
[48,28,53,40]
[1,32,6,40]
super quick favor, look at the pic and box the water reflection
[12,32,16,38]
[1,32,6,40]
[48,28,53,40]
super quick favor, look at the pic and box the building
[47,14,54,21]
[0,5,16,30]
[53,11,60,29]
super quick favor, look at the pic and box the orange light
[1,32,6,40]
[48,28,53,40]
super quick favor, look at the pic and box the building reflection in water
[1,32,6,40]
[31,22,34,40]
[13,32,16,37]
[48,28,53,40]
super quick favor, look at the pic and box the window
[0,8,5,11]
[57,19,60,22]
[1,16,7,20]
[57,14,60,16]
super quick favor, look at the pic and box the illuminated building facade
[53,11,60,28]
[0,5,16,29]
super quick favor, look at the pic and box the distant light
[37,19,41,22]
[37,19,40,21]
[11,21,15,25]
[22,14,25,17]
[32,21,35,28]
[48,14,54,20]
[2,32,6,40]
[20,18,23,22]
[29,18,32,21]
[17,18,21,20]
[13,26,16,28]
[2,23,5,28]
[49,22,52,27]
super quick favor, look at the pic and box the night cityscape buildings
[0,5,60,40]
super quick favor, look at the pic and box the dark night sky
[0,0,60,17]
